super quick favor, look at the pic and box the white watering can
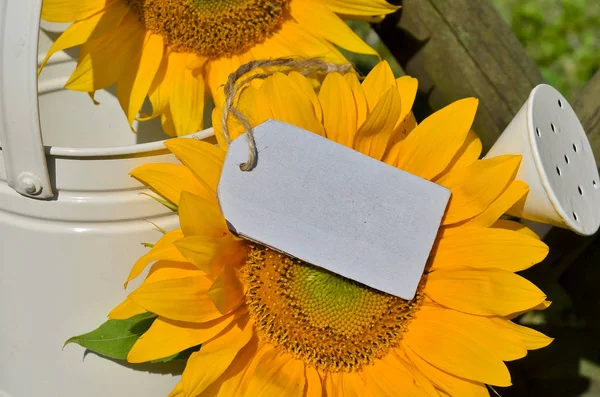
[0,2,212,396]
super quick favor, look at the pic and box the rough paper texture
[217,120,450,299]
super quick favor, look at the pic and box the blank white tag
[217,120,450,299]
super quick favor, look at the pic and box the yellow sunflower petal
[127,312,240,363]
[205,55,250,100]
[396,76,419,123]
[125,229,186,288]
[388,350,439,396]
[146,52,178,121]
[362,354,430,397]
[236,85,274,134]
[182,318,254,397]
[131,163,212,206]
[169,55,205,136]
[273,22,347,64]
[305,366,323,397]
[361,61,396,111]
[65,11,145,92]
[426,267,547,316]
[325,372,368,397]
[108,297,146,320]
[458,181,530,229]
[324,0,399,18]
[288,72,323,123]
[160,107,178,137]
[438,305,527,361]
[260,73,325,136]
[395,98,478,181]
[390,113,418,144]
[164,138,225,194]
[41,0,117,22]
[142,260,202,284]
[491,219,541,240]
[490,318,553,350]
[243,347,305,397]
[197,335,259,397]
[404,305,511,386]
[187,54,208,70]
[430,228,549,272]
[175,234,245,275]
[129,276,222,323]
[179,191,228,238]
[207,265,245,314]
[436,130,483,178]
[39,2,128,71]
[174,236,228,276]
[404,347,490,397]
[353,86,401,160]
[438,155,522,225]
[344,73,368,127]
[116,32,164,127]
[291,0,377,56]
[383,113,418,164]
[319,73,357,146]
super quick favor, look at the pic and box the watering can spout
[485,84,600,236]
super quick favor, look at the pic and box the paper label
[217,120,450,299]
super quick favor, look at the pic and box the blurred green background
[493,0,600,99]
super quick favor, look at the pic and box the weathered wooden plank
[373,0,544,150]
[573,69,600,164]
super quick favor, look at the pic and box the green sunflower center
[242,246,425,372]
[126,0,291,57]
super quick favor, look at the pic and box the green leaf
[150,345,201,363]
[64,313,157,360]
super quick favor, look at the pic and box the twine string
[222,58,352,171]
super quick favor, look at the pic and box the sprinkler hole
[573,212,578,221]
[573,143,578,152]
[564,154,569,164]
[558,99,563,108]
[578,186,583,195]
[551,123,556,132]
[536,127,541,137]
[556,166,561,176]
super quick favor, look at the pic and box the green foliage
[65,313,200,363]
[493,0,600,99]
[64,313,157,360]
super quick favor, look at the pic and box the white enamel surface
[218,120,450,300]
[486,84,600,236]
[0,11,215,397]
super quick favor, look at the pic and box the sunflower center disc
[242,246,425,372]
[126,0,291,57]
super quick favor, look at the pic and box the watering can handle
[0,0,53,199]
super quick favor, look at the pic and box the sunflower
[112,61,553,396]
[39,0,398,137]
